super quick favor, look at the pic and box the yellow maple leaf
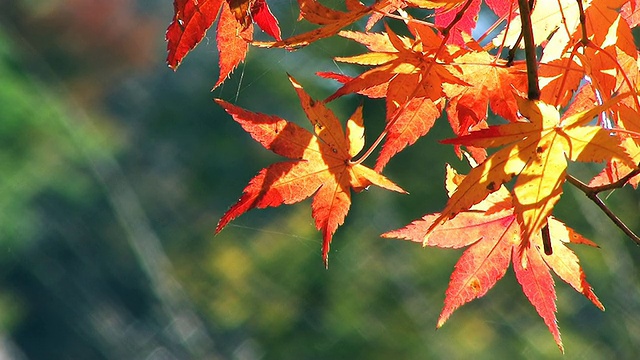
[434,92,635,244]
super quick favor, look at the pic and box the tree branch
[576,0,589,45]
[518,0,540,100]
[567,174,640,247]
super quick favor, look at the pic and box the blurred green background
[1,0,640,359]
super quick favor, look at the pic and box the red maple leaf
[166,0,224,69]
[434,0,482,45]
[383,165,603,352]
[215,76,406,266]
[166,0,281,87]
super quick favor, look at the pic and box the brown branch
[567,174,640,247]
[576,0,589,45]
[541,224,553,255]
[590,168,640,194]
[506,32,523,66]
[517,0,553,251]
[518,0,540,100]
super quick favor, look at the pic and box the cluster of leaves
[166,0,640,351]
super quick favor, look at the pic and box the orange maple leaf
[442,50,528,161]
[579,88,640,188]
[327,21,467,170]
[436,92,635,246]
[383,165,604,353]
[215,76,406,266]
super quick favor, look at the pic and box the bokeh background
[1,0,640,359]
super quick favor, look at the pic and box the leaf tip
[167,62,179,71]
[287,73,302,89]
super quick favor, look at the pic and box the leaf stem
[506,32,523,66]
[542,224,553,255]
[518,0,540,100]
[567,173,640,247]
[349,130,386,165]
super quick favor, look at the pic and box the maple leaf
[253,0,380,49]
[215,76,406,266]
[442,51,528,160]
[493,0,582,59]
[228,0,282,40]
[622,0,640,28]
[215,2,253,89]
[166,0,281,87]
[327,21,467,170]
[584,92,640,188]
[214,0,284,88]
[383,165,604,352]
[434,0,482,45]
[250,0,282,41]
[166,0,224,69]
[365,0,405,31]
[538,56,584,107]
[435,92,635,246]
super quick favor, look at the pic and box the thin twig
[506,31,523,66]
[590,168,640,194]
[567,174,640,247]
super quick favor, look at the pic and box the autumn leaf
[364,0,405,31]
[435,92,635,247]
[250,0,282,41]
[493,0,582,61]
[588,98,640,188]
[215,2,252,89]
[622,0,640,28]
[253,0,379,49]
[166,0,224,69]
[228,0,282,40]
[538,56,584,107]
[167,0,281,87]
[434,0,482,45]
[165,0,640,351]
[442,51,528,160]
[215,75,406,267]
[327,21,467,170]
[383,165,603,352]
[214,0,284,88]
